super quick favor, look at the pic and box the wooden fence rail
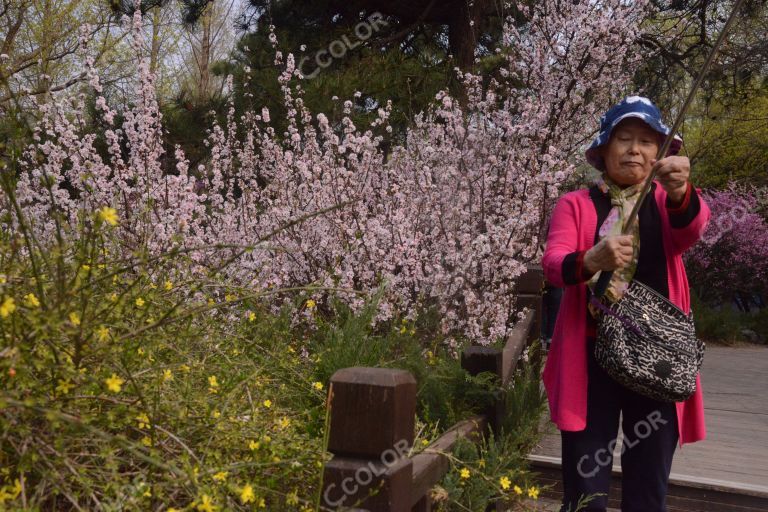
[320,266,544,511]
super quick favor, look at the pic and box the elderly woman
[542,96,710,512]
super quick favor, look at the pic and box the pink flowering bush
[7,1,650,350]
[685,186,768,303]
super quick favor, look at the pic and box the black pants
[559,338,679,512]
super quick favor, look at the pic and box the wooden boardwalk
[528,344,768,511]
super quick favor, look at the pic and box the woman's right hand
[583,235,634,275]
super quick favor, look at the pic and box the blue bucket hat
[585,95,683,171]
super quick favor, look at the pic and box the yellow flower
[105,373,124,393]
[312,381,323,391]
[164,280,173,291]
[149,282,157,290]
[208,375,219,393]
[277,416,290,429]
[248,311,256,322]
[81,264,91,272]
[258,498,266,508]
[513,485,523,495]
[305,299,316,309]
[97,206,119,226]
[136,413,150,429]
[23,293,40,308]
[499,476,511,490]
[212,471,228,482]
[68,312,81,326]
[212,410,221,419]
[137,347,145,356]
[478,458,486,468]
[162,369,173,382]
[225,294,235,302]
[109,292,118,302]
[286,490,299,505]
[96,325,110,342]
[142,486,151,498]
[56,379,74,395]
[196,494,218,512]
[248,440,260,450]
[140,436,152,447]
[180,364,191,372]
[527,486,539,499]
[135,297,145,308]
[399,325,407,334]
[240,483,255,504]
[421,439,429,446]
[459,468,470,479]
[262,399,272,408]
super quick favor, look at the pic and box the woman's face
[599,117,661,187]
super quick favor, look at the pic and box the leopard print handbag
[589,279,706,402]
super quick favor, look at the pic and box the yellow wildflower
[105,373,124,393]
[499,476,511,490]
[97,206,119,226]
[224,294,235,302]
[305,299,316,309]
[68,312,81,326]
[312,381,324,391]
[262,399,272,408]
[110,292,118,302]
[137,347,145,356]
[96,325,110,342]
[140,436,152,447]
[180,364,191,372]
[142,486,151,498]
[81,264,91,272]
[240,483,255,504]
[212,471,228,482]
[212,410,221,419]
[135,297,145,308]
[136,413,150,429]
[208,375,219,393]
[286,490,299,505]
[248,311,256,322]
[56,379,74,395]
[459,468,470,479]
[248,440,260,450]
[196,494,218,512]
[277,416,290,429]
[399,325,407,334]
[164,280,173,291]
[23,293,40,308]
[162,369,173,382]
[478,458,486,468]
[513,485,523,495]
[527,486,539,499]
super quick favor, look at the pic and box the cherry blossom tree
[7,0,653,348]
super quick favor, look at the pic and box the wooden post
[461,347,504,438]
[321,367,417,512]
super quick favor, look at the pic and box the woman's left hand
[652,156,690,204]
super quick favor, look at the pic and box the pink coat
[541,181,710,448]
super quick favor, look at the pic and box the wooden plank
[532,346,768,488]
[501,309,535,385]
[411,416,487,507]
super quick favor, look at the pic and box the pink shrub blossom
[7,0,652,347]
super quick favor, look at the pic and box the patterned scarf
[588,175,643,306]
